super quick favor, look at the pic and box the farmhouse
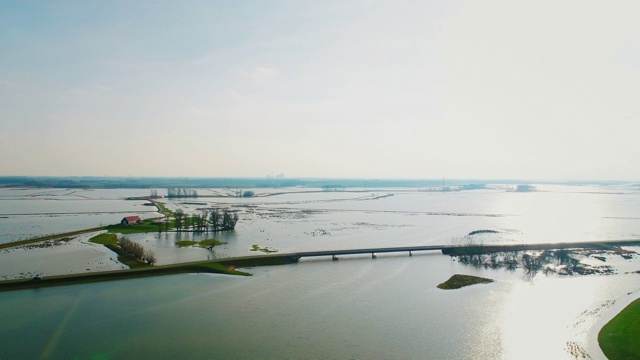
[121,216,142,225]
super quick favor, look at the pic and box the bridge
[279,244,448,260]
[215,239,640,267]
[2,239,640,292]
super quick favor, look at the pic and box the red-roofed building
[121,216,142,225]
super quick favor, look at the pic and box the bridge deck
[216,239,640,266]
[3,239,639,291]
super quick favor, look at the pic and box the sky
[1,0,639,180]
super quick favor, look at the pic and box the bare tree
[197,209,209,233]
[175,209,184,232]
[210,209,220,232]
[144,249,157,265]
[118,236,145,261]
[222,210,238,230]
[163,211,170,233]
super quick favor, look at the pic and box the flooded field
[0,188,159,244]
[1,183,640,359]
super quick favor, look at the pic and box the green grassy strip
[598,298,640,359]
[175,239,225,248]
[175,241,198,247]
[151,200,173,216]
[0,260,251,292]
[88,233,118,246]
[105,222,162,234]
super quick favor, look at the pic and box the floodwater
[1,184,640,359]
[0,188,159,244]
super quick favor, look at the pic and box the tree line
[118,236,157,265]
[167,188,199,198]
[163,208,239,233]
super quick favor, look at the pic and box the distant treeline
[172,208,238,233]
[0,176,635,189]
[167,188,198,198]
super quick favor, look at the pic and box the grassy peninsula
[89,233,152,269]
[598,298,640,359]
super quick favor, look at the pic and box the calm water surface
[1,255,639,359]
[1,184,640,359]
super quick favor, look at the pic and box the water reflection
[452,248,628,278]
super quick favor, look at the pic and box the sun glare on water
[502,190,607,244]
[501,277,601,359]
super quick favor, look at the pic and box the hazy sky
[1,1,639,180]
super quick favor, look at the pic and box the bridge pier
[332,255,339,261]
[372,253,377,259]
[409,251,412,256]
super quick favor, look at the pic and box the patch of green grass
[175,239,226,248]
[105,222,161,234]
[199,239,225,247]
[250,244,278,253]
[175,241,198,247]
[89,233,148,269]
[599,297,640,359]
[437,274,493,290]
[89,233,118,246]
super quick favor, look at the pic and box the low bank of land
[0,260,250,292]
[437,274,493,289]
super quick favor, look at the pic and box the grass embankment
[216,254,299,267]
[88,233,150,269]
[437,274,494,290]
[0,259,251,292]
[152,200,172,216]
[598,298,640,359]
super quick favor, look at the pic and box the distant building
[121,216,142,225]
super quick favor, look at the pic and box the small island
[437,274,494,290]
